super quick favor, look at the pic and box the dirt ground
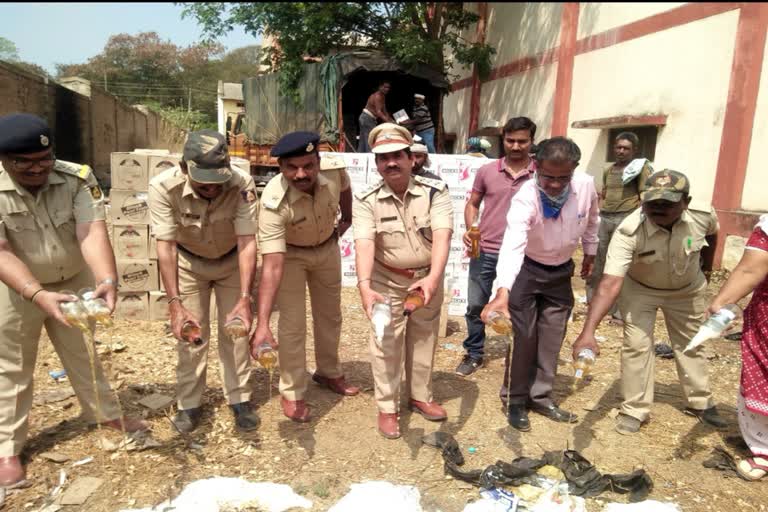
[5,264,768,511]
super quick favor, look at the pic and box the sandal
[737,456,768,481]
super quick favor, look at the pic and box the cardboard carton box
[117,259,158,292]
[149,291,169,322]
[110,190,150,225]
[148,154,181,181]
[115,292,149,321]
[110,152,148,191]
[112,225,149,260]
[149,232,157,259]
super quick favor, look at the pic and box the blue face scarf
[537,182,571,219]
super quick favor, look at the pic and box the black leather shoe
[507,404,531,432]
[530,403,578,423]
[172,407,203,434]
[231,402,260,432]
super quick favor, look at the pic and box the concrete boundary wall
[0,62,187,186]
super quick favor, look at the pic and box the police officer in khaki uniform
[0,113,147,487]
[573,170,727,435]
[149,130,260,433]
[353,123,453,439]
[252,132,359,423]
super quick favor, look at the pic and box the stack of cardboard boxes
[110,150,181,322]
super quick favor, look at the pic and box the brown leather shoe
[101,417,150,433]
[409,399,447,421]
[312,373,360,396]
[281,397,311,423]
[377,412,400,439]
[0,456,25,487]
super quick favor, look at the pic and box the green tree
[180,2,494,102]
[55,32,224,120]
[0,36,20,62]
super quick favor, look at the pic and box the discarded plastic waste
[422,433,653,503]
[49,369,67,380]
[462,488,519,511]
[468,447,478,454]
[531,482,585,512]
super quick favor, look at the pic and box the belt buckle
[412,267,429,279]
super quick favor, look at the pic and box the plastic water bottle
[371,300,392,345]
[684,304,741,353]
[573,348,596,386]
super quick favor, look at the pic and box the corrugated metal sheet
[242,63,327,144]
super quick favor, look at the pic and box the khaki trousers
[370,264,443,413]
[618,276,713,421]
[176,250,252,409]
[276,240,343,400]
[0,270,121,456]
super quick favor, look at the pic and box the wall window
[606,126,659,162]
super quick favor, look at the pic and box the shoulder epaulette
[355,180,384,200]
[618,209,644,236]
[414,174,446,191]
[320,155,347,172]
[54,160,92,180]
[687,198,713,214]
[261,175,289,210]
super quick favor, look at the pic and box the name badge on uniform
[90,186,102,200]
[291,216,307,225]
[241,190,257,203]
[638,250,656,257]
[380,216,398,222]
[183,213,201,220]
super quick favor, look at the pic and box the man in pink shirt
[482,137,599,432]
[456,117,537,377]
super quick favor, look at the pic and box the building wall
[742,34,768,211]
[445,2,766,267]
[0,63,186,186]
[568,9,739,200]
[577,3,686,38]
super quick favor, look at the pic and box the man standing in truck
[358,81,394,153]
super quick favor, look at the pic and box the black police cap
[0,113,53,154]
[270,131,320,158]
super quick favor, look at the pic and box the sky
[0,3,259,73]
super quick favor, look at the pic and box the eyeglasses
[12,154,56,171]
[536,172,573,185]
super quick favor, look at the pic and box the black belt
[523,255,573,272]
[286,230,338,249]
[177,243,237,260]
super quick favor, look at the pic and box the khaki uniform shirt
[604,201,719,290]
[148,166,258,258]
[601,161,652,213]
[0,161,104,283]
[258,168,350,254]
[353,175,454,269]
